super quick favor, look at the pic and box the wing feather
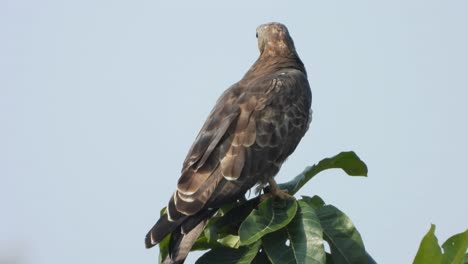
[171,69,310,219]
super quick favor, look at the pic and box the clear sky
[1,0,467,263]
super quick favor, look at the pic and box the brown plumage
[145,22,312,264]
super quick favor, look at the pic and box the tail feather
[146,209,218,263]
[164,219,207,264]
[145,214,185,248]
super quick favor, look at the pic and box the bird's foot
[259,188,294,202]
[267,178,295,200]
[270,187,295,200]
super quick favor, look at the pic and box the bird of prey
[145,22,312,264]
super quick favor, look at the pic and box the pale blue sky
[1,0,467,263]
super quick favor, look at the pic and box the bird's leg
[268,177,295,200]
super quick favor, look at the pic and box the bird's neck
[242,54,307,81]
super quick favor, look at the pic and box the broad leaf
[302,195,326,210]
[263,200,326,264]
[192,232,222,251]
[367,252,377,264]
[413,224,443,264]
[251,249,272,264]
[239,197,297,245]
[205,198,260,244]
[442,229,468,264]
[193,233,241,251]
[279,151,368,195]
[317,205,367,264]
[217,234,241,249]
[195,240,261,264]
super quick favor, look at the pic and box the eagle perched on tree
[145,22,312,264]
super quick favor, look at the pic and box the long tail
[162,219,207,264]
[145,214,185,248]
[145,209,217,263]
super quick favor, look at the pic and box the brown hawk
[145,22,312,264]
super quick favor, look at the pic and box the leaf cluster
[413,224,468,264]
[159,151,375,264]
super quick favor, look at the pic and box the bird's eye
[256,32,258,38]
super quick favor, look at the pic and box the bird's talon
[271,188,295,200]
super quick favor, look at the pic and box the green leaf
[195,240,261,264]
[263,200,326,264]
[301,195,326,210]
[442,229,468,264]
[413,224,443,264]
[463,253,468,264]
[317,205,367,264]
[239,197,297,245]
[251,249,272,264]
[367,252,377,264]
[205,198,260,244]
[279,151,368,195]
[217,234,241,249]
[192,232,222,251]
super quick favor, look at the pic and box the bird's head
[256,22,297,58]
